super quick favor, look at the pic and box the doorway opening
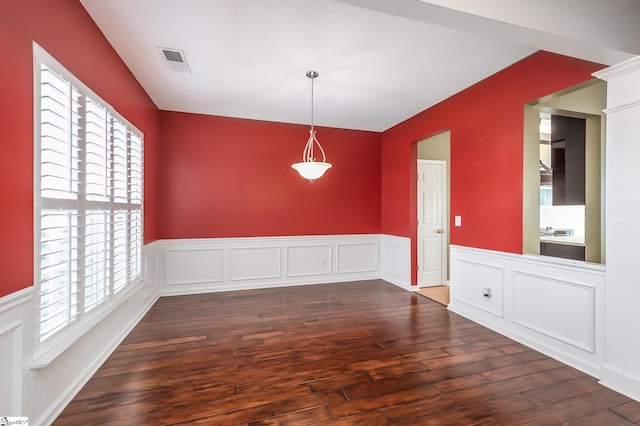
[417,131,450,289]
[523,80,605,263]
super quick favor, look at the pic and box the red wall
[158,112,381,238]
[381,51,605,284]
[0,2,608,297]
[0,0,160,297]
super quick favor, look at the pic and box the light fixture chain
[310,74,314,130]
[291,70,331,182]
[309,73,315,161]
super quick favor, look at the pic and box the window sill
[31,278,145,370]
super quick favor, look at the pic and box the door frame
[417,159,448,288]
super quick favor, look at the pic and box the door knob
[436,229,444,234]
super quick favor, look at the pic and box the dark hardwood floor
[54,280,640,425]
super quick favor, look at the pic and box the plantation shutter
[35,45,144,359]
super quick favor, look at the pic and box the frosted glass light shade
[291,161,332,182]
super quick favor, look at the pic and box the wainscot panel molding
[381,234,412,290]
[0,241,160,425]
[337,242,378,274]
[511,271,595,353]
[287,244,332,277]
[166,248,225,285]
[0,320,23,415]
[454,258,505,318]
[230,246,282,281]
[0,286,32,417]
[157,235,407,296]
[448,245,605,379]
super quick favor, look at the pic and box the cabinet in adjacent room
[551,115,585,205]
[540,242,585,261]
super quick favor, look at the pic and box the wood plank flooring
[54,280,640,425]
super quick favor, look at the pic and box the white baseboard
[600,363,640,402]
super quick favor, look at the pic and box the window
[34,44,143,362]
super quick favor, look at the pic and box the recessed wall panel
[455,258,505,317]
[513,271,595,352]
[337,243,378,274]
[0,321,22,415]
[382,236,410,287]
[287,245,332,277]
[230,246,282,281]
[166,248,224,285]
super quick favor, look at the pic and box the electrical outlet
[483,288,491,298]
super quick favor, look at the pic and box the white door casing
[417,160,447,287]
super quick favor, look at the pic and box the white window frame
[32,43,144,368]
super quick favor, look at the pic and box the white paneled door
[418,160,447,287]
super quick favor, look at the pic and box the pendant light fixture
[291,71,332,182]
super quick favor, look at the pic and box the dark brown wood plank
[53,280,640,425]
[611,400,640,423]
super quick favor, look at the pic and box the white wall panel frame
[381,234,411,290]
[166,248,224,285]
[287,244,332,277]
[449,245,605,379]
[230,246,282,281]
[453,258,505,318]
[337,242,378,274]
[512,271,595,352]
[0,320,24,415]
[0,287,32,417]
[158,235,390,296]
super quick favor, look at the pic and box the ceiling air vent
[163,49,184,63]
[159,47,191,73]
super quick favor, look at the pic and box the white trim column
[594,56,640,401]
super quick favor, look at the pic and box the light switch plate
[455,216,461,227]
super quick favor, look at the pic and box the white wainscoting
[448,245,605,378]
[511,271,595,353]
[5,235,636,421]
[0,287,31,417]
[381,234,412,290]
[166,247,225,285]
[0,321,23,415]
[454,258,505,318]
[0,241,161,425]
[0,234,412,423]
[158,234,408,296]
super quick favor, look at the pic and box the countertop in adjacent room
[540,235,585,246]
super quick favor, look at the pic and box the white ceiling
[79,0,640,132]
